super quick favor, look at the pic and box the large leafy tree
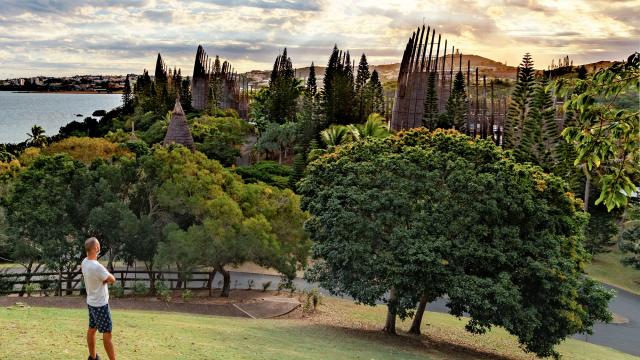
[299,129,612,359]
[555,52,639,211]
[6,154,98,295]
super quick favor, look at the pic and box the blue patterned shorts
[88,304,113,333]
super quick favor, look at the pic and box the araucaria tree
[300,129,612,359]
[504,53,535,149]
[369,70,385,116]
[355,53,371,122]
[445,71,467,132]
[267,48,300,123]
[422,72,438,129]
[323,45,356,125]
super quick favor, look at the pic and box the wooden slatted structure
[390,25,510,146]
[190,45,250,119]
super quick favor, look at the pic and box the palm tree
[26,125,47,147]
[347,113,390,141]
[321,125,350,148]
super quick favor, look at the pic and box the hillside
[242,54,519,89]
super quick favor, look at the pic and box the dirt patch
[0,291,300,319]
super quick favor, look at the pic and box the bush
[181,289,193,302]
[132,281,149,296]
[109,283,125,298]
[303,288,322,312]
[262,281,272,292]
[247,279,255,290]
[235,161,292,189]
[24,283,39,297]
[155,281,171,302]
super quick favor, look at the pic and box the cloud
[0,0,637,78]
[190,0,323,11]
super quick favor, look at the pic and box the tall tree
[267,48,301,123]
[369,70,385,116]
[355,54,371,122]
[556,52,640,211]
[445,71,468,132]
[422,72,438,129]
[504,53,535,149]
[122,75,132,110]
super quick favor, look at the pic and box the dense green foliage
[235,161,292,189]
[300,129,612,359]
[1,145,309,296]
[504,53,535,150]
[555,52,639,211]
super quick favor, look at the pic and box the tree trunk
[383,288,398,334]
[18,260,34,297]
[65,271,74,295]
[582,165,591,211]
[207,270,217,297]
[107,248,115,273]
[57,269,63,297]
[175,265,182,290]
[216,264,230,297]
[409,294,428,335]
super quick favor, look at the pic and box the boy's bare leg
[102,332,116,360]
[87,328,97,359]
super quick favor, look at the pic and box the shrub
[247,279,255,290]
[181,289,193,302]
[262,281,272,292]
[24,283,39,297]
[235,161,292,189]
[155,281,171,302]
[109,283,125,298]
[303,288,322,312]
[132,281,149,296]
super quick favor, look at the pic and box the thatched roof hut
[163,98,195,151]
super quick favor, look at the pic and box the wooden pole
[466,60,471,135]
[490,80,495,144]
[450,46,455,97]
[420,26,430,72]
[482,74,487,139]
[474,67,479,138]
[426,31,435,71]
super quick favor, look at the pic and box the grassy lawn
[0,305,455,360]
[0,299,636,360]
[320,298,637,360]
[585,248,640,296]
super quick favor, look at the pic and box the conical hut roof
[163,98,195,151]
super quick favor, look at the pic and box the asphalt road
[3,266,639,356]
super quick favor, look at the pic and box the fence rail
[0,269,222,295]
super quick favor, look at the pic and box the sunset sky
[0,0,638,78]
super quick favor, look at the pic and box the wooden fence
[0,269,220,296]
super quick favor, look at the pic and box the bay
[0,91,122,144]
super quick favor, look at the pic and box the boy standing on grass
[81,237,117,360]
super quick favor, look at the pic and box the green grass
[585,248,640,296]
[0,306,449,360]
[321,298,637,360]
[1,300,637,360]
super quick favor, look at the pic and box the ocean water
[0,92,122,144]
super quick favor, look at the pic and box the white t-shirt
[81,258,110,307]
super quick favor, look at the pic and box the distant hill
[242,56,618,90]
[242,54,519,89]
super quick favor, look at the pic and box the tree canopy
[299,129,612,359]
